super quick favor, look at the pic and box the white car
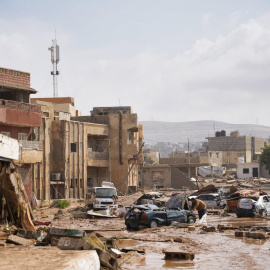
[236,195,270,218]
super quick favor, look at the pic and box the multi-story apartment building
[0,67,42,200]
[72,106,144,195]
[207,130,265,167]
[30,101,143,199]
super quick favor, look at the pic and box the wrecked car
[135,192,170,207]
[236,195,270,218]
[125,204,196,230]
[194,193,222,209]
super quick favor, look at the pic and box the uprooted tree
[258,145,270,169]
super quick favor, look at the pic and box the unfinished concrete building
[207,130,265,167]
[72,106,144,194]
[142,164,197,190]
[0,67,42,200]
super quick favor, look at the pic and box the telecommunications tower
[48,39,60,97]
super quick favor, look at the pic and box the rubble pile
[0,161,35,231]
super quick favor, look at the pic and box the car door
[263,196,270,214]
[207,195,219,209]
[166,210,186,224]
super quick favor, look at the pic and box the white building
[237,163,259,179]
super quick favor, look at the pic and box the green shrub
[56,200,70,209]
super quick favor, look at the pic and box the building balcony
[20,140,43,164]
[0,99,41,127]
[126,143,138,159]
[87,148,109,167]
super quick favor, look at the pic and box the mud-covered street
[4,200,267,270]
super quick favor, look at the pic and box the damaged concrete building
[0,67,42,200]
[30,100,144,199]
[0,67,144,202]
[72,106,144,195]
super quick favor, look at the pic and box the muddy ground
[26,202,270,270]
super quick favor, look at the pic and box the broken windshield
[95,188,117,198]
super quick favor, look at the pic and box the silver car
[236,195,270,217]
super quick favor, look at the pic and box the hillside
[140,120,270,144]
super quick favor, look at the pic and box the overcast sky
[1,1,270,126]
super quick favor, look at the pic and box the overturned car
[125,204,196,230]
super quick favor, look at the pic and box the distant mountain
[139,120,270,144]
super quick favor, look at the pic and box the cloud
[1,13,270,126]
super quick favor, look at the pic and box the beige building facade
[207,131,265,167]
[73,106,144,195]
[30,102,144,200]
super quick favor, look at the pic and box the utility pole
[188,138,191,178]
[48,38,60,97]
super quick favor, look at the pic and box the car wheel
[236,213,242,218]
[149,220,158,228]
[126,224,131,230]
[187,216,195,224]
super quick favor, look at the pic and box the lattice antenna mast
[48,39,60,97]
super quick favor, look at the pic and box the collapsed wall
[0,160,35,230]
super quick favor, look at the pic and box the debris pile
[0,161,35,231]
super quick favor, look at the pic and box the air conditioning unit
[51,173,61,181]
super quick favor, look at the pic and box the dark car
[125,204,196,230]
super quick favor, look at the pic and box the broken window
[243,168,249,174]
[216,152,219,158]
[71,143,77,152]
[209,152,212,158]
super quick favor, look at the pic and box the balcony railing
[0,99,41,113]
[19,140,43,150]
[88,149,109,160]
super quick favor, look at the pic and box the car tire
[187,216,195,224]
[149,220,158,228]
[126,224,131,230]
[236,213,242,218]
[261,210,267,217]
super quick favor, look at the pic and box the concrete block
[105,239,117,249]
[95,248,118,270]
[202,226,216,232]
[57,237,117,269]
[163,251,195,261]
[57,237,92,250]
[173,237,184,243]
[63,250,100,270]
[48,227,85,238]
[109,248,123,258]
[235,231,246,238]
[245,232,266,240]
[188,226,196,231]
[17,228,41,239]
[6,235,35,246]
[217,224,225,230]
